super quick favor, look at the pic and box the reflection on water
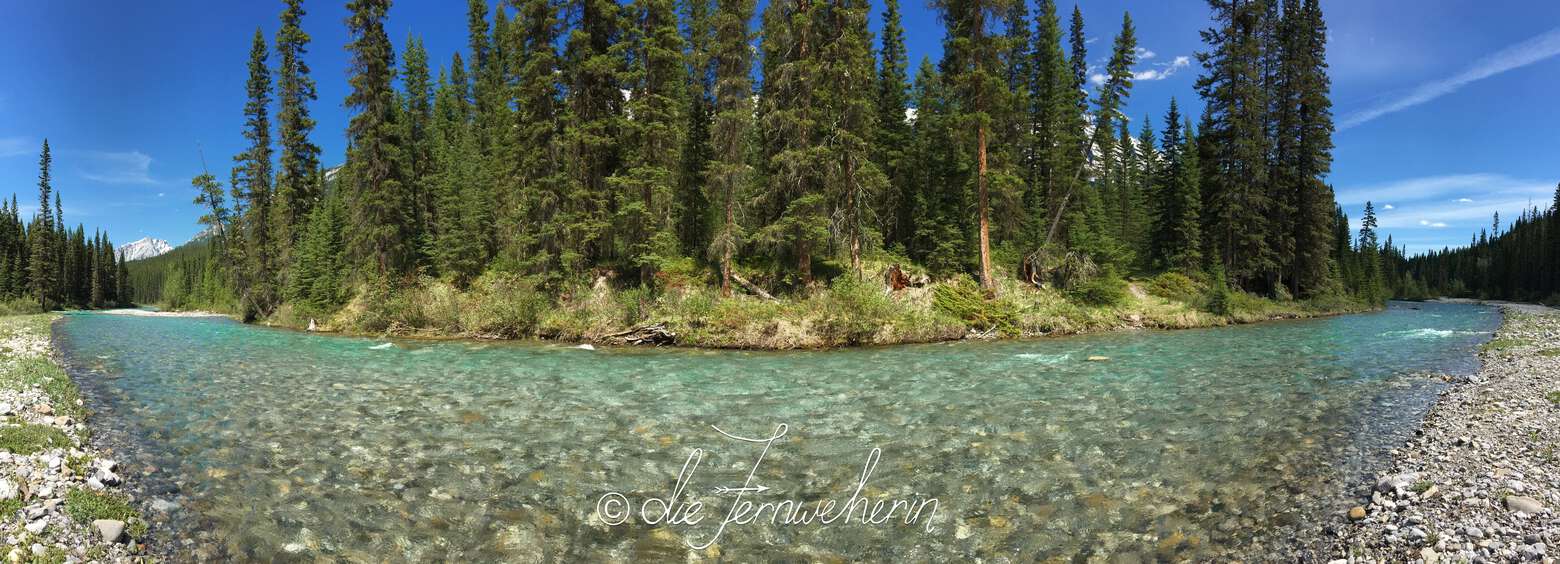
[54,301,1497,561]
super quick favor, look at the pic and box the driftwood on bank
[602,323,677,346]
[731,273,777,301]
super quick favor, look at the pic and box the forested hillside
[0,141,133,314]
[134,0,1390,342]
[1388,185,1560,303]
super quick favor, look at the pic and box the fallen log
[602,323,677,346]
[731,273,777,301]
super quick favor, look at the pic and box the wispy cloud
[1382,204,1395,210]
[0,136,32,158]
[1091,54,1190,85]
[1134,56,1190,82]
[1340,26,1560,129]
[78,150,161,185]
[1340,174,1554,245]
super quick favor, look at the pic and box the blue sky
[1,0,1558,254]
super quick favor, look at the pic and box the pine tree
[1358,200,1382,303]
[1151,100,1203,272]
[430,61,487,284]
[505,0,568,275]
[614,0,688,283]
[706,0,755,295]
[401,36,435,253]
[819,0,886,273]
[275,0,321,248]
[757,0,828,286]
[934,0,1012,290]
[908,58,973,276]
[674,0,715,257]
[873,0,912,251]
[235,28,277,315]
[344,0,411,279]
[1197,0,1275,290]
[30,140,56,310]
[562,0,626,271]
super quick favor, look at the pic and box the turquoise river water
[52,301,1498,561]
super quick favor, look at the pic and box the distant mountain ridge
[116,237,173,261]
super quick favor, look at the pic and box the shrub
[932,276,1019,336]
[1068,275,1128,307]
[814,275,894,345]
[0,298,42,316]
[1204,266,1232,316]
[1144,272,1204,303]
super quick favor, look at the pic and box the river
[52,301,1498,561]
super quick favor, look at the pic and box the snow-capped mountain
[116,237,173,261]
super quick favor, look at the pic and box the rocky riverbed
[0,315,146,563]
[1329,306,1560,563]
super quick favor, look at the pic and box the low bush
[1068,275,1128,307]
[932,276,1020,336]
[1144,271,1204,303]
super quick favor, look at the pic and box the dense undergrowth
[240,260,1372,349]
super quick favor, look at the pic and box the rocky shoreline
[1329,305,1559,563]
[0,314,146,563]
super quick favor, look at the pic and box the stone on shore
[1505,495,1544,514]
[92,519,126,543]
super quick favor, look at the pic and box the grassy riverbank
[0,314,148,562]
[247,269,1374,348]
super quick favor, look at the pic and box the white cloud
[1382,204,1395,209]
[0,136,31,158]
[79,150,161,185]
[1085,37,1100,45]
[1339,173,1554,251]
[1133,56,1191,82]
[1089,73,1107,86]
[1339,26,1560,129]
[1134,47,1156,61]
[157,192,166,198]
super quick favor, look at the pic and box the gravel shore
[1330,305,1560,563]
[0,315,146,563]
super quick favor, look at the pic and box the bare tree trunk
[720,185,733,297]
[977,125,993,290]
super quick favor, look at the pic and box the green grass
[1481,337,1532,353]
[0,423,71,455]
[64,488,147,538]
[1539,348,1560,357]
[0,315,88,423]
[1547,391,1560,405]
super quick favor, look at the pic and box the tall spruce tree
[1197,0,1275,290]
[235,29,277,315]
[616,0,689,283]
[873,0,912,251]
[706,0,755,295]
[30,140,55,310]
[401,36,435,249]
[934,0,1012,289]
[275,0,321,248]
[344,0,411,279]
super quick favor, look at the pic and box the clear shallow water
[53,302,1497,561]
